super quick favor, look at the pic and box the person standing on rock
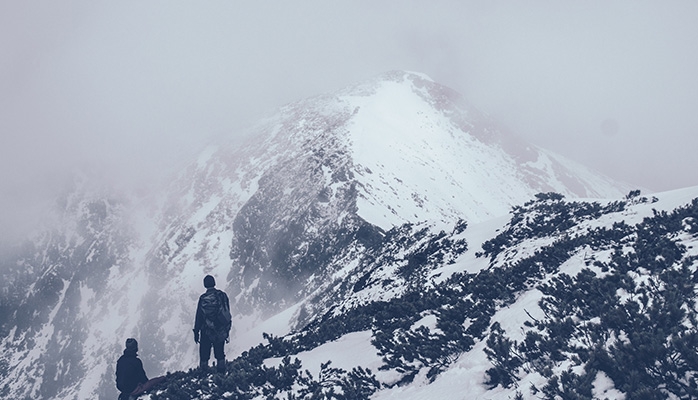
[193,275,232,373]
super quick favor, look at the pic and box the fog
[2,1,698,241]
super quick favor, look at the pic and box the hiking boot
[216,359,226,373]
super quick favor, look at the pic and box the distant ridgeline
[142,191,698,400]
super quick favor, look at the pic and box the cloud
[2,1,698,241]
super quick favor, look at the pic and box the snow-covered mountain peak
[271,70,630,229]
[219,70,631,233]
[0,71,642,399]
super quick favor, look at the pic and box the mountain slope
[213,70,630,316]
[338,71,627,229]
[145,186,698,399]
[0,71,633,399]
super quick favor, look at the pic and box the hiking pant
[199,334,225,366]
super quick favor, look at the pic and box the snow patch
[491,289,545,342]
[264,331,395,383]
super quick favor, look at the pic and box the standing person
[115,338,148,400]
[193,275,232,373]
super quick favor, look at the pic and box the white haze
[2,1,698,242]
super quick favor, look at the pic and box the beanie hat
[125,338,138,352]
[204,275,216,288]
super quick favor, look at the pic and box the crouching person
[115,338,148,400]
[115,338,166,399]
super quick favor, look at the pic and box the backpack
[200,289,232,342]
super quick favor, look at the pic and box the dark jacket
[116,349,148,395]
[194,288,231,340]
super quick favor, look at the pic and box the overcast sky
[2,1,698,239]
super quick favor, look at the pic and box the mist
[3,1,698,242]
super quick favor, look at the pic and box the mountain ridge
[0,70,644,399]
[142,185,698,399]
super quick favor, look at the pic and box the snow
[411,314,441,334]
[345,76,520,229]
[263,331,397,383]
[332,257,361,280]
[381,187,698,400]
[7,71,696,399]
[591,186,698,229]
[233,304,301,357]
[188,194,223,226]
[368,285,552,400]
[592,371,626,399]
[338,71,629,234]
[372,339,517,400]
[196,145,219,169]
[491,289,545,342]
[2,278,72,397]
[557,246,605,278]
[78,283,96,319]
[429,215,509,283]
